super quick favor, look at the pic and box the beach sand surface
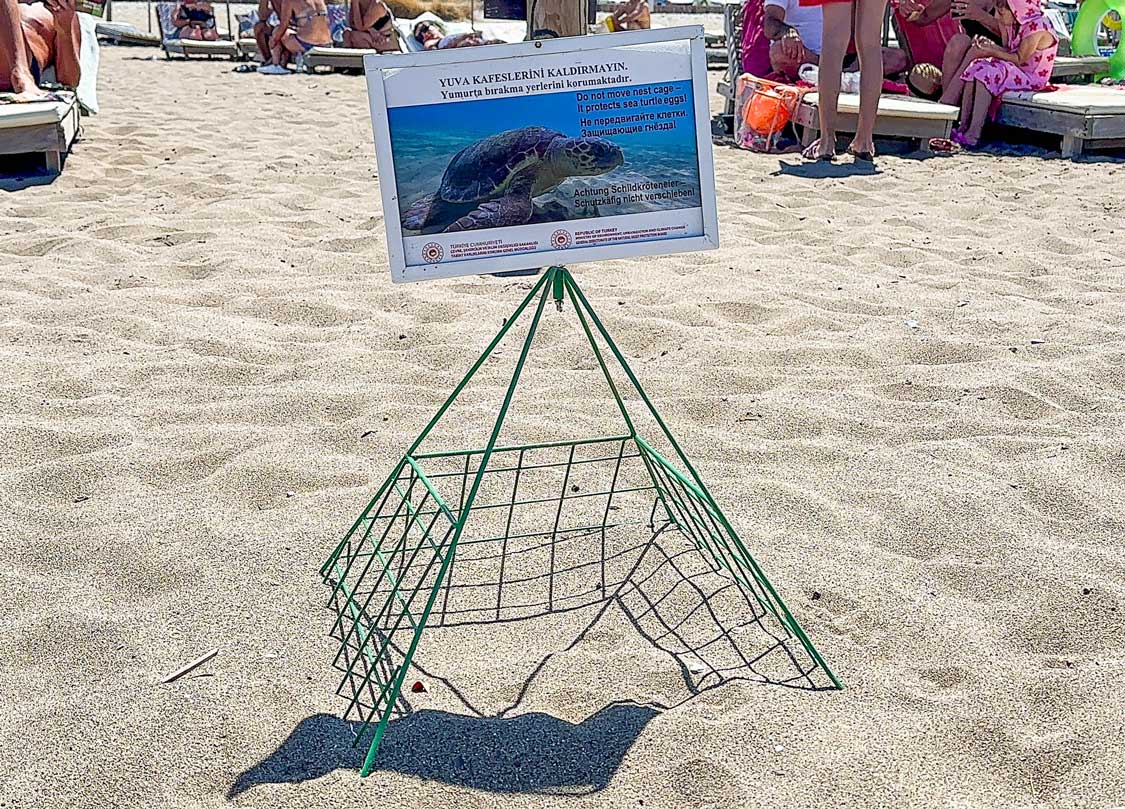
[1,43,1124,809]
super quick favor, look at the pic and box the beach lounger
[794,91,959,151]
[233,8,279,62]
[96,21,162,46]
[155,2,241,59]
[716,1,746,127]
[304,11,478,71]
[304,4,375,70]
[0,92,81,174]
[1051,55,1111,81]
[996,84,1125,157]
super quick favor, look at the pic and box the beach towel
[739,0,772,78]
[324,3,348,43]
[891,1,961,67]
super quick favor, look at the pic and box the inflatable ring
[1072,0,1125,79]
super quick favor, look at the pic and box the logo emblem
[550,229,572,250]
[421,242,444,263]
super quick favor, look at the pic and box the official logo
[550,229,572,250]
[421,242,444,263]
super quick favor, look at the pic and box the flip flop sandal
[847,146,875,162]
[801,139,835,162]
[928,137,958,154]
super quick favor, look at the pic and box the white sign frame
[364,27,719,283]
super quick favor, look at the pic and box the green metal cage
[319,267,840,777]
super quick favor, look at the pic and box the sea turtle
[401,126,624,234]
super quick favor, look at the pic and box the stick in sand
[160,649,219,684]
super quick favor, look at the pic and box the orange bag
[735,74,806,152]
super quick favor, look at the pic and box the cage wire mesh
[320,267,840,776]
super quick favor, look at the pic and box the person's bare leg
[270,41,287,66]
[255,22,272,63]
[851,0,888,156]
[940,48,979,106]
[963,79,991,143]
[957,77,974,130]
[939,33,970,94]
[0,0,46,99]
[46,0,82,89]
[804,1,851,159]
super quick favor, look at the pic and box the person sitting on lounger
[0,0,80,101]
[342,0,398,51]
[940,0,1057,146]
[172,0,219,41]
[262,0,331,72]
[895,0,1003,98]
[763,0,908,81]
[412,20,500,49]
[252,0,283,66]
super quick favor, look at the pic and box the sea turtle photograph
[400,126,626,234]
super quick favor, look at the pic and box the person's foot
[257,64,291,75]
[801,137,835,162]
[7,68,50,102]
[951,129,979,148]
[847,140,876,161]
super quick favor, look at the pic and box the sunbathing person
[412,20,501,50]
[896,0,1002,98]
[172,0,219,41]
[0,0,80,101]
[763,0,908,82]
[264,0,331,72]
[342,0,398,51]
[941,0,1056,146]
[252,0,283,66]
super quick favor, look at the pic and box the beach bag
[734,74,804,152]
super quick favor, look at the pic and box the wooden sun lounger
[305,46,377,70]
[96,21,162,46]
[155,2,243,59]
[0,92,81,174]
[996,84,1125,158]
[795,92,959,151]
[1051,55,1111,81]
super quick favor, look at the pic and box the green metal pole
[359,270,557,776]
[564,274,714,501]
[320,271,552,575]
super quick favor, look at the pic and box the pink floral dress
[960,0,1058,96]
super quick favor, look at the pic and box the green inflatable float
[1071,0,1125,79]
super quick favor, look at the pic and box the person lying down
[411,20,503,50]
[0,0,80,101]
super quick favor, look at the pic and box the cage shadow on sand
[232,439,833,797]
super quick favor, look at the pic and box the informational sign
[364,28,719,283]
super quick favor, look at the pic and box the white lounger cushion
[0,93,76,131]
[803,92,960,121]
[307,46,378,57]
[1003,84,1125,115]
[178,39,239,51]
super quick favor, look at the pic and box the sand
[1,36,1124,809]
